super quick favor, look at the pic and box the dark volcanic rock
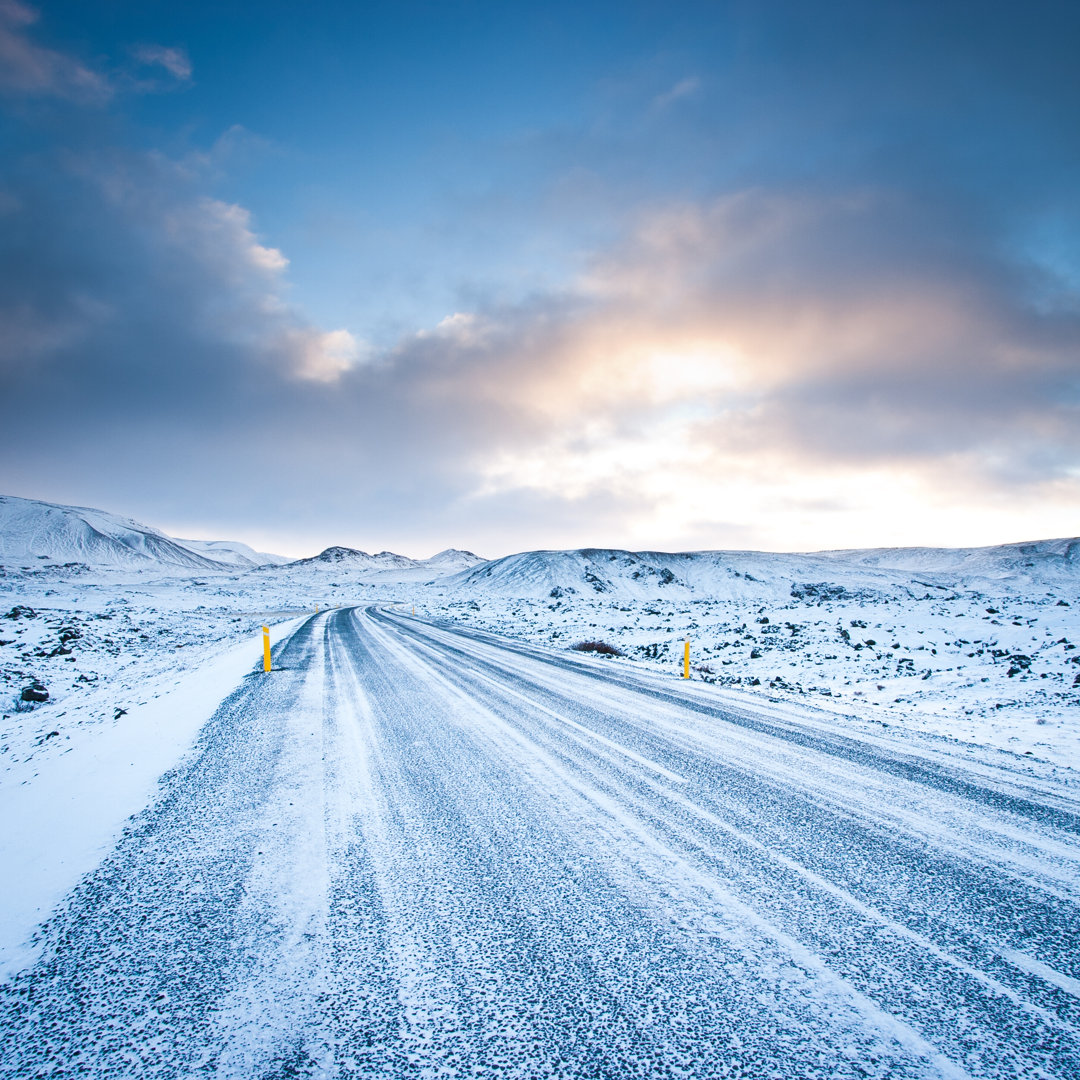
[21,681,49,703]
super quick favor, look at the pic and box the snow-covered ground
[406,545,1076,769]
[424,585,1080,768]
[0,615,302,976]
[5,605,1080,1078]
[3,497,1078,789]
[2,496,1080,1075]
[0,572,306,781]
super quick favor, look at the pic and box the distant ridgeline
[0,494,1076,598]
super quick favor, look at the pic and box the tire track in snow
[1,606,1078,1078]
[0,615,328,1078]
[359,605,1080,1079]
[323,608,962,1079]
[404,612,1080,832]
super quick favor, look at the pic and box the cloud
[0,4,192,103]
[651,76,701,112]
[0,141,361,404]
[166,197,290,283]
[348,183,1079,549]
[572,188,1080,470]
[3,0,1078,554]
[3,126,1077,553]
[290,328,367,382]
[0,1,110,102]
[133,44,192,82]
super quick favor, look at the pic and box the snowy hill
[291,547,418,570]
[441,548,875,601]
[424,549,485,572]
[813,538,1080,587]
[283,545,485,583]
[290,546,378,567]
[0,496,292,572]
[440,541,1080,601]
[5,491,1075,598]
[173,538,291,568]
[0,496,229,572]
[0,497,481,582]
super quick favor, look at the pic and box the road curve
[2,605,1079,1079]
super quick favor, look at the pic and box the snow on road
[2,606,1080,1078]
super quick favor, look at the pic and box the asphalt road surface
[3,606,1080,1079]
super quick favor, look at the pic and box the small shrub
[572,640,625,657]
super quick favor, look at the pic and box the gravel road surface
[3,606,1079,1078]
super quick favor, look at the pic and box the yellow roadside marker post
[262,626,272,673]
[683,640,690,679]
[316,602,319,613]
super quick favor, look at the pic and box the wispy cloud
[132,44,192,82]
[0,0,110,102]
[0,4,192,103]
[651,75,701,112]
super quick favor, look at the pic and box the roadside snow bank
[0,619,301,978]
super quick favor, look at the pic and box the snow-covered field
[425,544,1079,770]
[3,495,1078,787]
[426,580,1080,768]
[3,496,1080,1075]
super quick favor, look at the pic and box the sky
[0,0,1078,559]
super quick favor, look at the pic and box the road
[3,605,1080,1079]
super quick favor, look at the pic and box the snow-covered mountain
[286,546,370,567]
[283,545,485,583]
[291,547,420,570]
[173,538,292,568]
[440,540,1080,600]
[442,548,855,601]
[424,549,485,572]
[0,496,482,580]
[0,495,229,571]
[4,492,1075,598]
[813,538,1080,587]
[0,496,292,572]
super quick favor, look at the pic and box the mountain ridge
[438,540,1080,600]
[2,494,1076,597]
[0,495,229,572]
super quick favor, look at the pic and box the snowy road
[3,606,1080,1079]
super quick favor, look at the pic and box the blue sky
[1,1,1078,556]
[41,0,717,337]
